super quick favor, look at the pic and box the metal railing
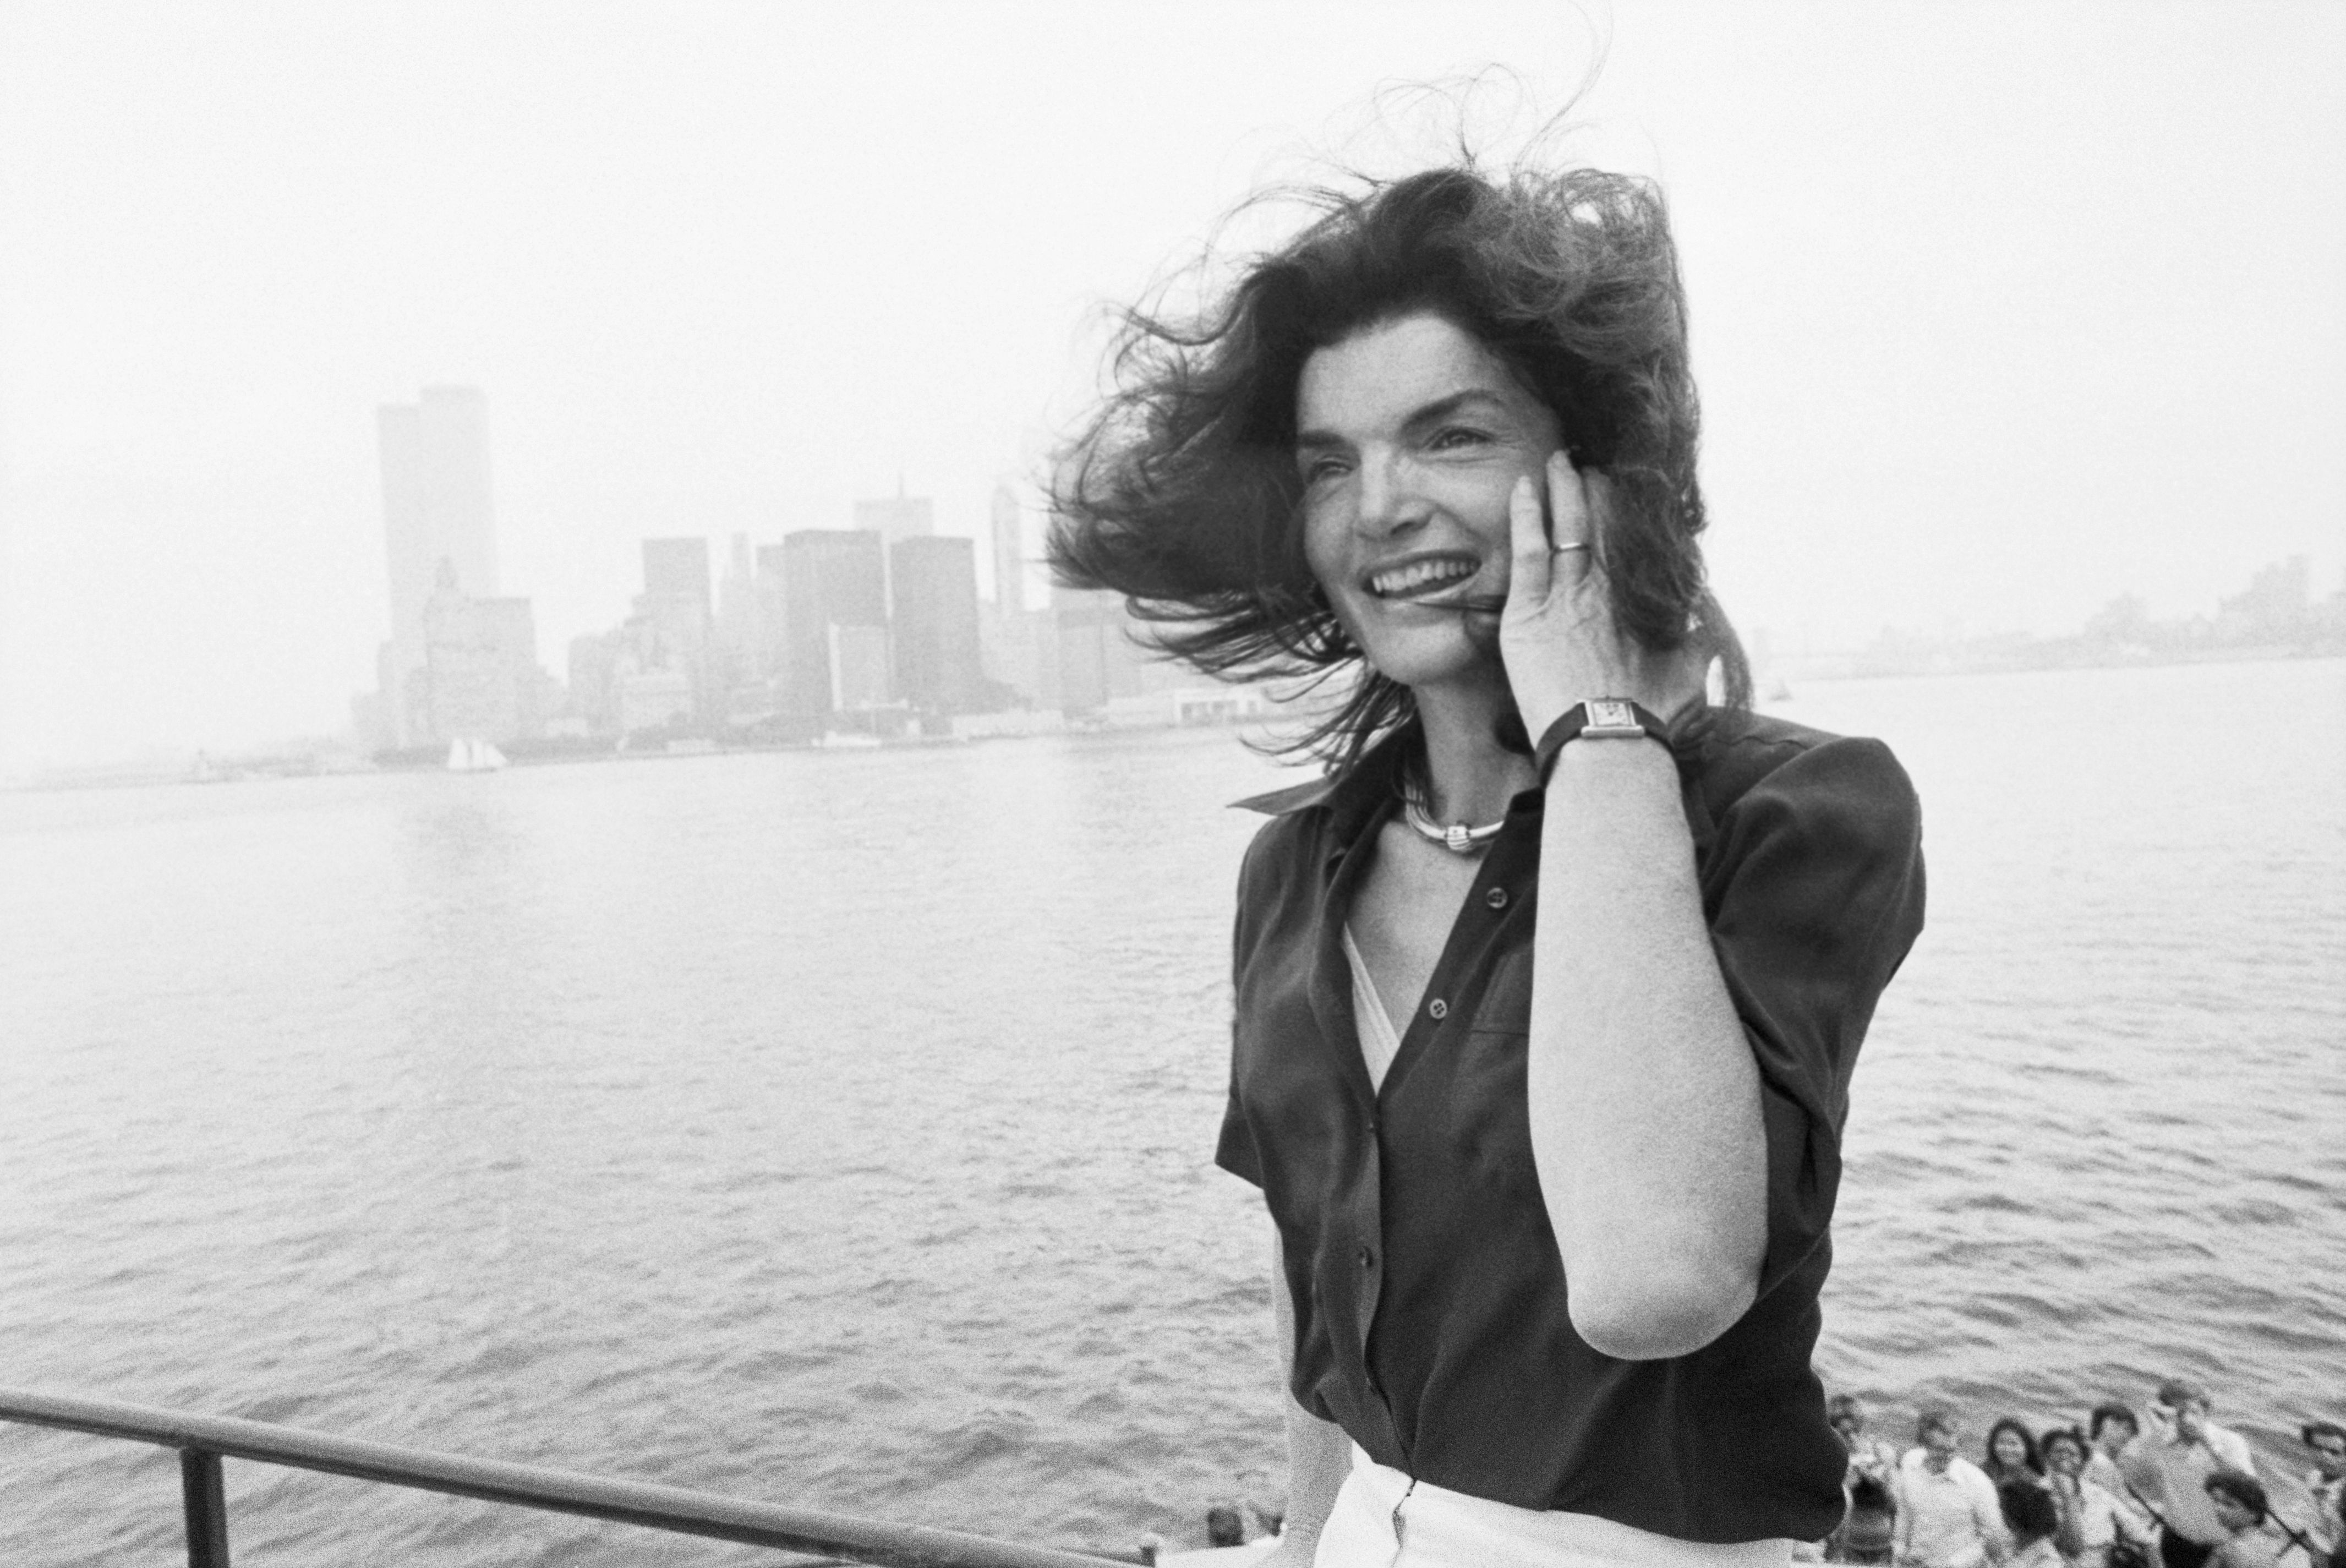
[0,1386,1132,1568]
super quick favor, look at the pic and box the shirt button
[1428,998,1448,1020]
[1485,887,1508,909]
[1358,1247,1375,1270]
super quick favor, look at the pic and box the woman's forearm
[1527,737,1767,1360]
[1271,1232,1352,1548]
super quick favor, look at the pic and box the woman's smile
[1363,549,1485,603]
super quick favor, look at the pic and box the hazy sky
[2,2,2341,767]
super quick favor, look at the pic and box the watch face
[1589,700,1637,729]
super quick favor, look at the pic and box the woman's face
[1993,1428,2029,1467]
[1295,310,1562,696]
[2047,1439,2085,1477]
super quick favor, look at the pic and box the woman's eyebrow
[1402,389,1512,430]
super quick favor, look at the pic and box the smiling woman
[1049,161,1926,1568]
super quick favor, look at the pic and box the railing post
[180,1447,229,1568]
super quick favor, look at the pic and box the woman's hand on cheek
[1499,451,1705,737]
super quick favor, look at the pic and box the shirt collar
[1229,722,1419,851]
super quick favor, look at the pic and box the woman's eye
[1300,455,1348,484]
[1430,426,1491,451]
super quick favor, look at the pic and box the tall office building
[754,543,791,681]
[890,536,983,714]
[780,530,889,717]
[715,533,758,679]
[827,625,893,712]
[988,484,1025,613]
[853,490,933,550]
[378,385,497,745]
[979,485,1051,708]
[630,537,715,728]
[1054,588,1155,714]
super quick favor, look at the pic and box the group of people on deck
[1821,1381,2346,1568]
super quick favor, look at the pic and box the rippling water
[2,659,2340,1565]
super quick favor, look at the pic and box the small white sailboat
[445,737,508,773]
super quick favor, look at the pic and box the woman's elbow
[1567,1263,1758,1361]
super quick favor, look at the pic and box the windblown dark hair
[1048,161,1749,770]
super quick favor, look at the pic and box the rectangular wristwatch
[1533,700,1670,783]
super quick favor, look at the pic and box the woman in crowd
[1054,155,1926,1568]
[1986,1421,2048,1490]
[2041,1427,2152,1568]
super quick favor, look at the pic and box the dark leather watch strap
[1533,700,1671,783]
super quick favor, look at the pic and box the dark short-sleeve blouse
[1215,708,1925,1545]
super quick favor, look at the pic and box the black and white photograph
[1,4,2340,1566]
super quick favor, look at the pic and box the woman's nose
[1353,452,1428,538]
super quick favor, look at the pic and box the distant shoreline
[1771,640,2342,689]
[10,651,2342,796]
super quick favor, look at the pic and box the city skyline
[392,394,1202,761]
[3,5,2342,768]
[354,373,1108,756]
[363,371,2346,766]
[17,369,2346,775]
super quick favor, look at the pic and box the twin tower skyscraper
[373,386,504,750]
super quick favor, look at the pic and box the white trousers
[1313,1446,1797,1568]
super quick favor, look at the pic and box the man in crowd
[2162,1381,2257,1476]
[2123,1379,2260,1568]
[1899,1408,2010,1568]
[2090,1405,2144,1499]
